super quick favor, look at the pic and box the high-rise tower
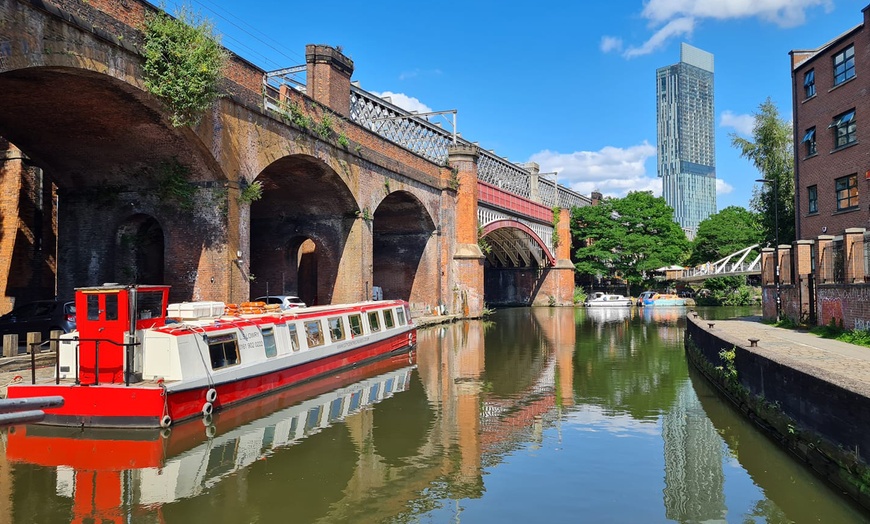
[656,43,716,238]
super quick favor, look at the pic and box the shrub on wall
[142,7,227,127]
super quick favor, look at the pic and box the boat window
[305,406,322,431]
[105,294,118,321]
[208,333,240,370]
[304,320,325,348]
[329,398,343,421]
[287,323,300,352]
[395,307,406,326]
[348,314,363,336]
[384,309,395,329]
[87,295,100,321]
[368,311,381,332]
[261,326,277,358]
[137,291,164,320]
[328,316,345,342]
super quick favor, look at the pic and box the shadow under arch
[0,66,229,300]
[114,214,165,285]
[249,154,358,305]
[372,191,436,303]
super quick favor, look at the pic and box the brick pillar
[305,45,354,117]
[525,162,541,203]
[816,235,834,284]
[777,244,792,285]
[448,144,484,317]
[844,228,865,283]
[550,207,575,305]
[794,240,815,323]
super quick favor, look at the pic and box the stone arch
[372,191,436,305]
[249,154,358,306]
[114,214,165,285]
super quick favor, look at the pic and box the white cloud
[720,110,755,136]
[624,17,695,58]
[716,178,734,195]
[528,142,660,198]
[600,36,624,53]
[370,91,433,114]
[641,0,833,28]
[611,0,832,58]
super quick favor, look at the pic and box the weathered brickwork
[0,0,569,317]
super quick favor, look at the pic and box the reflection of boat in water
[585,292,633,307]
[586,306,632,323]
[7,284,416,428]
[7,353,415,513]
[639,291,686,307]
[642,307,685,323]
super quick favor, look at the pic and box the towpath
[690,314,870,398]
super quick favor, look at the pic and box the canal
[2,306,868,523]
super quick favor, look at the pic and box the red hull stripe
[8,332,414,428]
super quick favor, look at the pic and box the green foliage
[448,167,460,191]
[689,206,762,266]
[142,6,227,127]
[355,207,373,221]
[552,206,561,248]
[316,114,334,139]
[156,159,195,211]
[730,98,796,244]
[238,180,263,205]
[338,133,350,148]
[573,287,588,304]
[809,324,870,348]
[477,225,492,255]
[717,346,738,385]
[570,191,690,285]
[696,276,758,306]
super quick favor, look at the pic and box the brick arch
[372,190,437,306]
[249,154,360,305]
[481,220,556,267]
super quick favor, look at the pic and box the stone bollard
[3,334,17,357]
[26,332,41,354]
[49,330,62,355]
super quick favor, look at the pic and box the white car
[254,295,307,310]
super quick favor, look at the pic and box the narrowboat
[6,284,416,428]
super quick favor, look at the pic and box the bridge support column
[448,144,484,317]
[534,207,575,306]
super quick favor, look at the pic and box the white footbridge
[677,245,761,282]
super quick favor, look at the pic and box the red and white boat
[6,284,416,428]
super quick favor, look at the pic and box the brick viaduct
[0,0,576,316]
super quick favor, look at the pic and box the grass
[762,317,870,348]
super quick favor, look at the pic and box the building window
[833,45,855,86]
[836,174,858,211]
[830,109,856,148]
[802,127,816,156]
[804,69,815,98]
[807,185,818,214]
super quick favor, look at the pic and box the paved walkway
[690,314,870,398]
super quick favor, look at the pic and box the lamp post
[756,178,781,321]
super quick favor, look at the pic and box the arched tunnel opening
[481,223,554,307]
[0,67,226,306]
[372,191,436,306]
[249,155,357,306]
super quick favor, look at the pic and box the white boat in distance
[585,292,633,307]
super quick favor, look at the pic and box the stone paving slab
[691,314,870,398]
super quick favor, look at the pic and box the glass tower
[656,43,716,238]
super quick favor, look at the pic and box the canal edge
[685,315,870,511]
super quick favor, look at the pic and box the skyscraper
[656,43,717,238]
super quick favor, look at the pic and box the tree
[730,98,796,244]
[571,191,690,285]
[688,206,762,266]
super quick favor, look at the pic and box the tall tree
[571,191,690,285]
[730,98,796,245]
[688,206,763,265]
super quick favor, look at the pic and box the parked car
[0,299,76,342]
[254,295,307,310]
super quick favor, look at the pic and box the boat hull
[7,329,415,428]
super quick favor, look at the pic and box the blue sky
[164,0,864,211]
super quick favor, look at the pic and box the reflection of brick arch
[480,220,555,266]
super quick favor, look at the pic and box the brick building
[767,4,870,328]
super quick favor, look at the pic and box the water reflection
[3,306,867,523]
